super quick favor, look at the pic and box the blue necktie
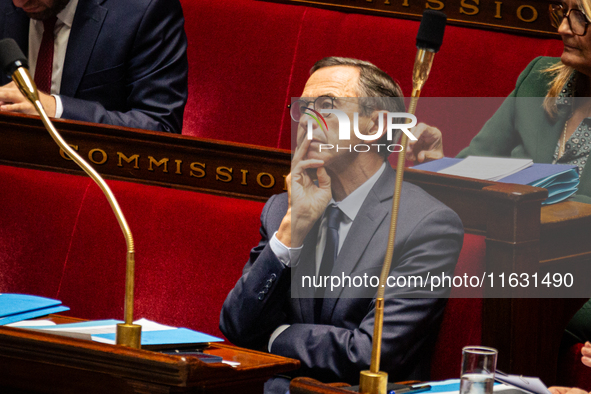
[315,204,343,323]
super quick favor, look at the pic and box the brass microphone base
[359,370,388,394]
[116,323,142,349]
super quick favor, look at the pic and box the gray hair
[310,57,406,156]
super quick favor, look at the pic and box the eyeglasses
[288,96,337,122]
[550,3,590,36]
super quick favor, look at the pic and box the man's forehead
[301,66,360,98]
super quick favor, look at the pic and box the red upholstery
[0,164,264,339]
[430,233,486,380]
[0,166,88,299]
[558,343,591,391]
[180,0,563,156]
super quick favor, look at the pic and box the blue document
[17,318,223,348]
[0,305,70,326]
[93,328,223,347]
[413,158,579,205]
[0,294,63,318]
[0,294,69,325]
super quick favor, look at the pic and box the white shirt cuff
[52,94,63,118]
[269,232,302,267]
[268,324,290,352]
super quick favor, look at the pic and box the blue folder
[413,158,579,205]
[94,327,224,347]
[0,294,70,325]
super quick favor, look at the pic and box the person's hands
[406,122,444,163]
[549,387,589,394]
[276,136,332,248]
[582,341,591,368]
[0,81,56,117]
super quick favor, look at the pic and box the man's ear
[360,110,387,143]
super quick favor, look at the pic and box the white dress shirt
[27,0,79,117]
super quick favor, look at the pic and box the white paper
[7,319,56,327]
[16,318,176,335]
[494,373,551,394]
[438,156,533,181]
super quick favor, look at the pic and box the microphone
[0,38,39,104]
[0,38,142,349]
[0,38,29,74]
[359,11,447,394]
[412,10,447,98]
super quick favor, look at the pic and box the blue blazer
[220,165,464,392]
[0,0,188,133]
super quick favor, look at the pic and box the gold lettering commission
[321,0,543,24]
[58,146,288,191]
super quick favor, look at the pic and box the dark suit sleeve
[60,0,188,133]
[219,194,292,351]
[269,207,463,382]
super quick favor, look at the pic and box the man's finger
[293,135,312,163]
[424,150,444,162]
[405,148,418,161]
[0,103,23,112]
[1,101,34,114]
[0,88,24,104]
[294,159,324,174]
[316,167,331,190]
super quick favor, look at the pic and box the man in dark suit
[0,0,188,133]
[220,57,464,393]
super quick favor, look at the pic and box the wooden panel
[0,317,299,394]
[0,113,291,202]
[290,377,352,394]
[262,0,561,38]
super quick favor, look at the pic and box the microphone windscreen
[416,10,447,52]
[0,38,28,76]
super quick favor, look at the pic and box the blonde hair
[542,62,574,117]
[542,0,591,116]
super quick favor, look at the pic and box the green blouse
[457,56,591,204]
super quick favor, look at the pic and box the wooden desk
[290,377,353,394]
[0,316,299,393]
[404,169,591,384]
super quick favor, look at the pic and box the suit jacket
[220,165,464,391]
[457,56,591,204]
[0,0,188,133]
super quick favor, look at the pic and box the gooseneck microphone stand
[1,39,141,348]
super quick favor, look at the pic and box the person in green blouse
[406,0,591,374]
[407,2,591,205]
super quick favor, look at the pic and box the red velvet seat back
[0,164,263,339]
[0,165,90,298]
[430,233,486,380]
[58,177,263,338]
[180,0,563,155]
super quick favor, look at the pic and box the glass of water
[459,346,498,394]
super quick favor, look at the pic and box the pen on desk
[389,384,431,394]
